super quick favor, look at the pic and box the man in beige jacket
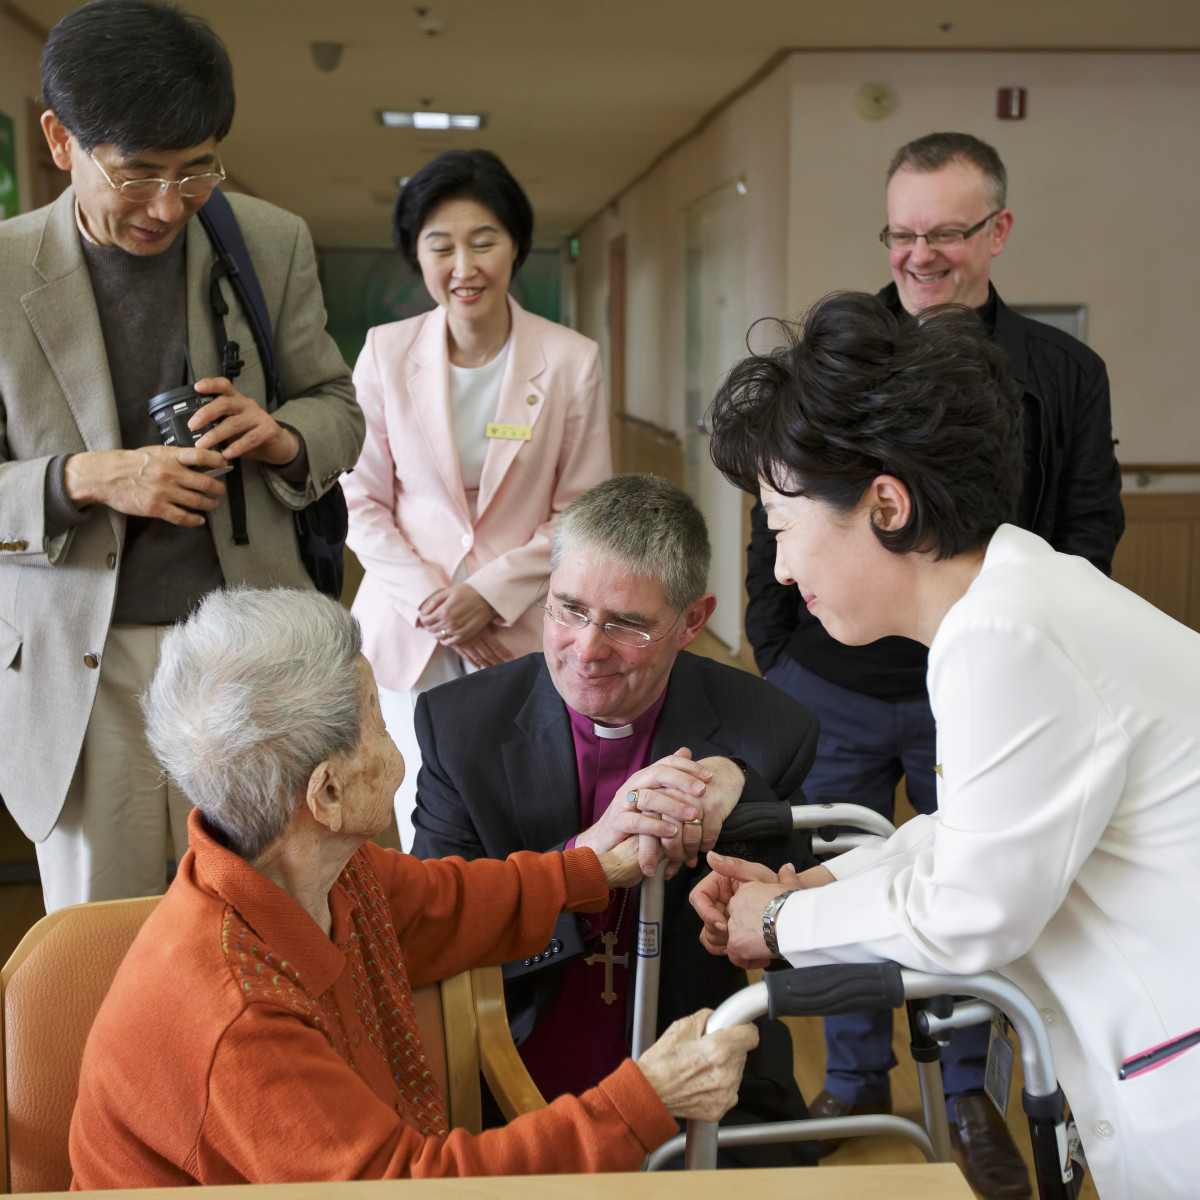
[0,0,363,910]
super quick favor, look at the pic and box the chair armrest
[470,965,546,1121]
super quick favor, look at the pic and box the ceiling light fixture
[379,111,484,130]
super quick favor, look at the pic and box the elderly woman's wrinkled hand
[636,1009,759,1122]
[596,836,651,889]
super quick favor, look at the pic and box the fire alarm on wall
[997,88,1027,120]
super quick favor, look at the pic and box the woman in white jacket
[694,292,1200,1200]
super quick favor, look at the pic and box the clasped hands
[688,853,835,969]
[416,583,511,669]
[578,749,747,885]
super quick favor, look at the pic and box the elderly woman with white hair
[68,588,758,1187]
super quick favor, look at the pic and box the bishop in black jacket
[412,476,821,1167]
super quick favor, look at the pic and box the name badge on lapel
[485,423,532,441]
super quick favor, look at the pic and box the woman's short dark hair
[392,150,534,274]
[708,292,1023,560]
[42,0,235,154]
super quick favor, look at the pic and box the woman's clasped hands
[417,582,513,668]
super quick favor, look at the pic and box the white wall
[576,50,1200,468]
[577,61,792,433]
[0,8,46,219]
[785,51,1200,466]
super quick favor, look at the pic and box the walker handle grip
[765,963,905,1017]
[716,803,795,842]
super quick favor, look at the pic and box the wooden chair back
[415,967,548,1134]
[1,896,161,1194]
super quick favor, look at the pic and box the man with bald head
[744,133,1123,1199]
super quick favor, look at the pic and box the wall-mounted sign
[0,109,18,219]
[997,88,1027,120]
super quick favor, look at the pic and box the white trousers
[377,648,470,852]
[35,624,191,913]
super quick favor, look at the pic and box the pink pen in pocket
[1118,1026,1200,1081]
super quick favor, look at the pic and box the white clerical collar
[593,722,633,740]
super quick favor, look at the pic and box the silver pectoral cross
[584,931,629,1005]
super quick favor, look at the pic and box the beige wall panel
[1112,517,1191,623]
[610,414,684,488]
[1190,521,1200,632]
[1112,492,1200,628]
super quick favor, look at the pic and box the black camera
[148,383,232,477]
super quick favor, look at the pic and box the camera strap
[205,251,249,545]
[196,191,348,597]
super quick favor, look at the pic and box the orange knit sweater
[69,811,678,1186]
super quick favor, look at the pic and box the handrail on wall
[1120,463,1200,474]
[612,411,680,439]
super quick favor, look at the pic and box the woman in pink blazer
[344,151,611,845]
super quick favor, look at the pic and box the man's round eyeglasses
[88,150,226,203]
[537,599,682,649]
[879,209,1002,250]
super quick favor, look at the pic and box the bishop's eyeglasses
[537,595,683,649]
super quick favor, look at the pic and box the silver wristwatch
[761,889,798,959]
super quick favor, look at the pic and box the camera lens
[147,385,231,476]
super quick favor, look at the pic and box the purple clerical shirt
[515,687,668,1101]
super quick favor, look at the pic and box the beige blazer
[0,188,364,841]
[344,297,611,693]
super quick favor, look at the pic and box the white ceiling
[13,0,1200,247]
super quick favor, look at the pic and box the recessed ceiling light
[379,111,485,130]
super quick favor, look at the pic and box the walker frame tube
[677,968,1076,1198]
[632,801,895,1060]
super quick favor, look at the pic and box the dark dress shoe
[952,1094,1032,1199]
[806,1088,892,1158]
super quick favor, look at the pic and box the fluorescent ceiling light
[379,111,484,130]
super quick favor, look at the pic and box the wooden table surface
[58,1164,973,1200]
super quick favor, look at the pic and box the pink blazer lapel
[407,306,469,523]
[477,297,547,520]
